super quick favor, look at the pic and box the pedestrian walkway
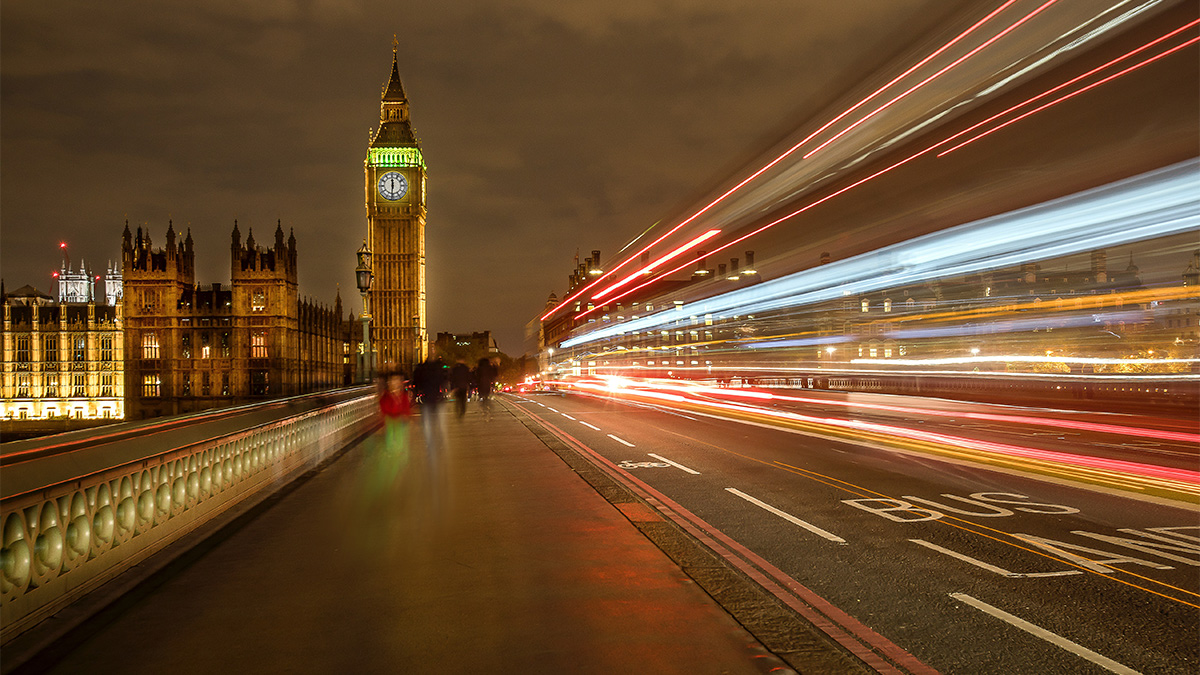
[45,398,790,674]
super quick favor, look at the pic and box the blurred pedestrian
[378,371,411,446]
[412,354,449,451]
[475,357,498,421]
[450,359,471,418]
[413,355,448,408]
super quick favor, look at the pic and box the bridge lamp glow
[970,348,980,356]
[825,347,836,355]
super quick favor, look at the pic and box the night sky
[3,1,987,353]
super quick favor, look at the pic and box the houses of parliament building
[121,220,348,419]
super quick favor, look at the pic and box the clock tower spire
[365,40,427,373]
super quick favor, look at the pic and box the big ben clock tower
[366,41,427,374]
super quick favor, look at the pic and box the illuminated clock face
[377,171,408,200]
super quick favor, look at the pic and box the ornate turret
[1184,250,1199,287]
[371,38,417,147]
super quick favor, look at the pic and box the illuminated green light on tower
[367,147,426,169]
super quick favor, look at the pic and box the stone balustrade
[1,393,377,643]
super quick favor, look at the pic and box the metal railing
[1,393,377,643]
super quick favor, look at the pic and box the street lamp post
[355,241,374,383]
[412,314,422,367]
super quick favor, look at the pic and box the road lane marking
[523,412,933,674]
[726,488,846,544]
[552,398,1199,608]
[608,434,635,447]
[911,539,1016,577]
[561,413,576,420]
[949,592,1141,675]
[909,539,1082,579]
[579,421,601,431]
[647,453,700,475]
[546,406,559,412]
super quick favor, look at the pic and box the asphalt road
[507,389,1200,674]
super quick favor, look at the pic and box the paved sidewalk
[46,398,791,674]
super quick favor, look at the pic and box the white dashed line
[949,593,1140,675]
[647,453,700,475]
[911,540,1081,579]
[546,407,559,412]
[726,488,846,544]
[607,434,635,447]
[561,413,576,420]
[580,421,601,431]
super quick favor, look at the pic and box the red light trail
[592,229,721,301]
[570,19,1198,319]
[802,0,1059,159]
[541,0,1024,323]
[938,33,1200,156]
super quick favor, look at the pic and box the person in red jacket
[378,372,411,446]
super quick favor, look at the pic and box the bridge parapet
[1,392,377,643]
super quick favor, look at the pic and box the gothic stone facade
[1,285,124,421]
[122,221,346,420]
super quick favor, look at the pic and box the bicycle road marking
[619,460,671,469]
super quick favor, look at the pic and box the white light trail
[562,160,1199,348]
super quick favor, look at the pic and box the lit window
[16,336,30,364]
[883,299,892,313]
[861,300,869,313]
[142,374,161,397]
[252,289,266,312]
[73,335,86,362]
[251,331,268,358]
[142,332,160,359]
